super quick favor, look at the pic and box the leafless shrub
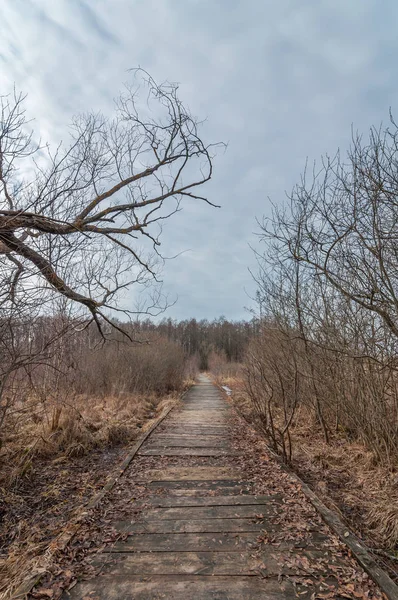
[249,114,398,466]
[73,333,186,397]
[244,328,301,462]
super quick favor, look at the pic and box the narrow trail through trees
[66,376,386,599]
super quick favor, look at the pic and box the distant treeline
[0,315,258,437]
[130,317,259,368]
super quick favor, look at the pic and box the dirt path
[63,375,387,599]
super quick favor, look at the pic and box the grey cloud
[1,0,398,319]
[73,0,119,45]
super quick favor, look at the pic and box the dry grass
[1,392,158,481]
[369,502,398,550]
[207,350,242,383]
[291,429,398,546]
[207,371,243,390]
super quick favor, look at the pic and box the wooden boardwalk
[67,375,383,599]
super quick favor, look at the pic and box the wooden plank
[168,410,224,413]
[147,438,229,447]
[148,440,229,446]
[141,504,275,520]
[152,486,253,497]
[139,466,241,481]
[109,532,265,552]
[156,428,229,436]
[90,551,268,575]
[177,409,227,412]
[144,494,279,507]
[168,413,228,418]
[158,424,229,429]
[147,479,251,490]
[90,549,339,577]
[176,405,227,408]
[138,447,232,456]
[125,518,268,533]
[165,421,229,426]
[67,575,301,599]
[181,408,227,411]
[181,409,230,413]
[151,432,228,438]
[164,427,229,431]
[182,402,227,405]
[174,396,221,399]
[108,531,331,553]
[173,408,228,412]
[167,415,228,419]
[159,411,227,420]
[149,434,228,441]
[151,431,228,437]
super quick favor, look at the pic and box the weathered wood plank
[91,551,268,576]
[150,486,253,496]
[90,549,339,576]
[165,421,230,426]
[179,410,230,414]
[138,447,232,456]
[144,494,278,507]
[147,479,251,491]
[67,576,304,600]
[141,503,275,520]
[147,436,228,447]
[109,532,264,552]
[156,428,229,436]
[107,531,331,553]
[182,404,228,407]
[151,432,228,438]
[169,410,229,420]
[125,517,268,533]
[139,466,241,481]
[167,415,229,420]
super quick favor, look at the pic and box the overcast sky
[1,0,397,321]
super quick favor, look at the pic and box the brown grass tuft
[369,500,398,549]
